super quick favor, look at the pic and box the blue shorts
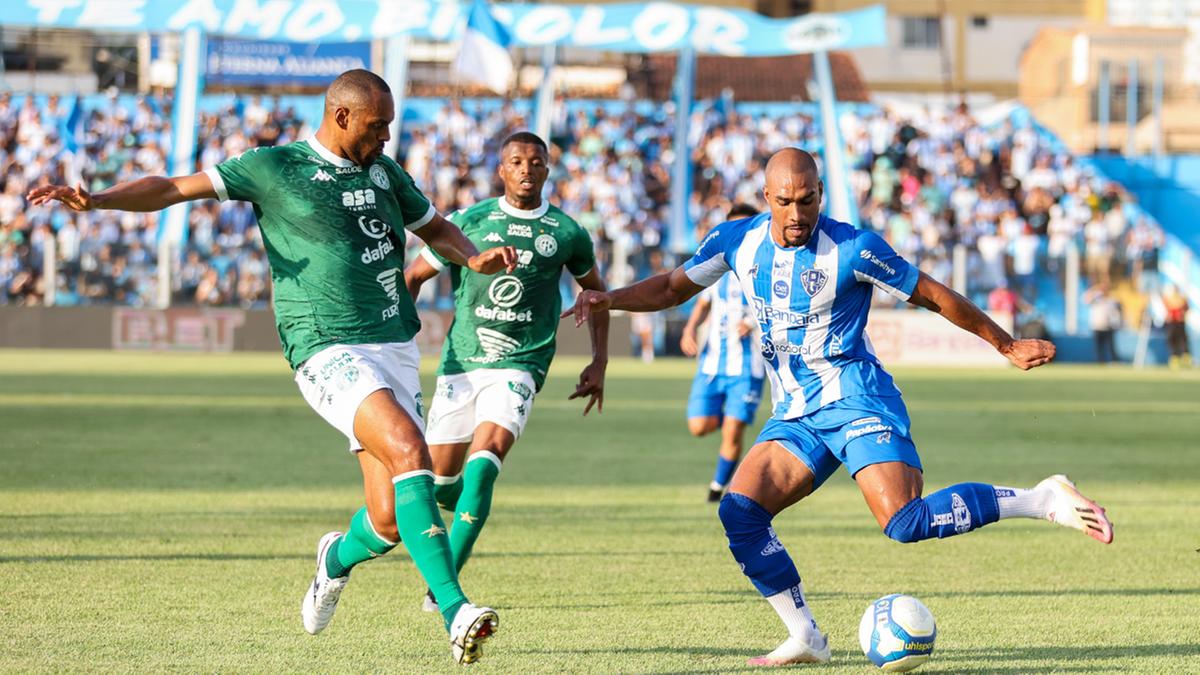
[755,395,922,491]
[686,372,764,425]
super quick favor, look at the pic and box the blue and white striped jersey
[683,213,920,419]
[697,273,766,379]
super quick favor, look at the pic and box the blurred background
[0,0,1196,368]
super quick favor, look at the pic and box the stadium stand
[0,92,1168,360]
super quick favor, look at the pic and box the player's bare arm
[414,214,517,275]
[403,252,440,302]
[563,266,706,327]
[907,271,1055,370]
[25,172,217,212]
[680,294,712,357]
[569,267,610,415]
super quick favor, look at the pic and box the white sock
[995,485,1051,519]
[765,582,819,638]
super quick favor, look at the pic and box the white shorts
[425,368,537,445]
[295,341,424,453]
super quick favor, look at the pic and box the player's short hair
[727,203,759,219]
[500,131,548,154]
[326,69,391,110]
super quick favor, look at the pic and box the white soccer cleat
[301,531,349,635]
[1039,474,1114,544]
[449,602,499,665]
[747,630,831,667]
[422,589,439,613]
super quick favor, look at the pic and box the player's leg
[838,397,1112,544]
[294,343,496,662]
[708,417,748,501]
[708,375,763,501]
[449,423,513,571]
[448,369,534,571]
[425,375,476,510]
[719,419,840,666]
[300,450,403,634]
[430,442,470,509]
[354,389,498,661]
[686,372,725,499]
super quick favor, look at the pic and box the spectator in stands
[1162,284,1191,369]
[1084,283,1122,364]
[0,92,1175,325]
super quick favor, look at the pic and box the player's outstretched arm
[569,267,610,415]
[563,266,705,327]
[404,253,440,302]
[907,272,1055,370]
[25,172,217,213]
[680,294,712,357]
[414,214,516,275]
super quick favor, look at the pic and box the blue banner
[0,1,885,56]
[206,39,369,87]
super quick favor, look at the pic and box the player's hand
[1000,338,1056,370]
[569,359,606,415]
[562,290,612,327]
[26,183,93,211]
[467,246,517,274]
[736,320,754,338]
[680,329,698,357]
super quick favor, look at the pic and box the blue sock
[883,482,1001,543]
[718,493,801,596]
[711,456,737,488]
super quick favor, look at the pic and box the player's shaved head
[325,69,391,113]
[762,147,823,248]
[764,147,819,187]
[317,69,394,166]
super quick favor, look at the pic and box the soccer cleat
[422,588,439,613]
[1040,474,1114,544]
[301,531,349,635]
[449,603,499,665]
[747,630,831,666]
[708,481,725,503]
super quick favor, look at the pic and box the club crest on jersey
[772,280,789,298]
[368,164,390,190]
[358,215,391,240]
[800,269,828,296]
[535,234,557,257]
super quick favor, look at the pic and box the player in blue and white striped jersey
[565,148,1113,667]
[680,205,766,502]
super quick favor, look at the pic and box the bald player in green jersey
[405,132,609,612]
[27,70,509,665]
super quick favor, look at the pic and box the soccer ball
[858,594,937,672]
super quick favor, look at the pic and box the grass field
[1,349,1199,674]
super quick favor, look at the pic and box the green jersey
[422,197,595,389]
[205,137,435,370]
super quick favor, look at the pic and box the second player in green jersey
[406,132,609,611]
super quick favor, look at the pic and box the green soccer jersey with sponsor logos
[421,197,595,390]
[204,137,436,370]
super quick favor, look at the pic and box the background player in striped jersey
[566,148,1113,667]
[680,204,766,502]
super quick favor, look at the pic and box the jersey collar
[498,196,549,220]
[305,135,356,168]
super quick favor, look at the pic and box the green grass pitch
[1,349,1198,673]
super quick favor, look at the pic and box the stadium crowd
[0,92,1169,343]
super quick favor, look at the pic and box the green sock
[434,473,464,512]
[325,506,397,579]
[449,451,502,572]
[394,471,468,630]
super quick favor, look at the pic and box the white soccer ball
[858,594,937,672]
